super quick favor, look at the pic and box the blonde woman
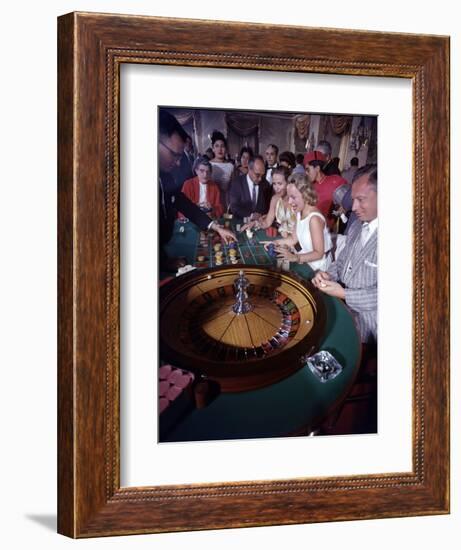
[268,173,332,270]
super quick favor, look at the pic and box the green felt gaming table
[160,219,361,442]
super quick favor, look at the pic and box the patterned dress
[275,198,296,236]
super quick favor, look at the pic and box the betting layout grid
[193,223,279,269]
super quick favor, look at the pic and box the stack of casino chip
[213,243,223,265]
[267,243,278,258]
[228,248,238,264]
[158,364,195,414]
[227,241,239,264]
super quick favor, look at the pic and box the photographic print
[158,105,378,443]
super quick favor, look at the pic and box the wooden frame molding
[58,12,450,537]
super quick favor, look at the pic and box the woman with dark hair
[209,130,234,210]
[180,155,224,219]
[278,150,296,173]
[265,173,332,270]
[234,145,254,177]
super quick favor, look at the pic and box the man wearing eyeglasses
[159,110,236,271]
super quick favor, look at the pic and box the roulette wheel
[159,265,327,393]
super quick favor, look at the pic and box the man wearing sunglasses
[159,110,236,271]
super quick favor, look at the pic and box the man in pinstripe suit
[312,164,377,344]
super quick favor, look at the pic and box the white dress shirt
[361,217,378,247]
[266,163,278,184]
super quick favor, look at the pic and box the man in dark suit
[230,155,271,219]
[159,110,235,271]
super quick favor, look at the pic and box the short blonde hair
[287,173,318,206]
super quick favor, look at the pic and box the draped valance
[295,114,310,139]
[171,111,195,127]
[225,113,259,137]
[329,115,352,135]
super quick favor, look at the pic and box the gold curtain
[329,115,352,135]
[338,132,351,172]
[295,114,310,139]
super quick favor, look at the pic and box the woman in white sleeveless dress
[267,173,332,271]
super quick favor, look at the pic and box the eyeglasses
[159,140,183,161]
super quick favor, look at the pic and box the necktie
[361,222,370,246]
[252,184,257,210]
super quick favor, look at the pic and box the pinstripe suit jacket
[328,219,377,343]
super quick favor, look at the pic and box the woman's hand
[275,245,297,262]
[241,221,255,232]
[260,240,281,251]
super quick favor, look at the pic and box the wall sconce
[350,117,370,153]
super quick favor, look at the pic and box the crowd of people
[159,110,377,347]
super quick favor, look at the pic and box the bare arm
[259,195,277,229]
[242,195,278,231]
[278,214,325,264]
[301,214,325,262]
[269,219,298,248]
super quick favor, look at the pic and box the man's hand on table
[312,271,331,287]
[213,224,237,244]
[312,271,345,299]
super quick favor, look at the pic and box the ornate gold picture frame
[58,12,449,537]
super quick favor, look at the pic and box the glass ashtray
[305,350,343,383]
